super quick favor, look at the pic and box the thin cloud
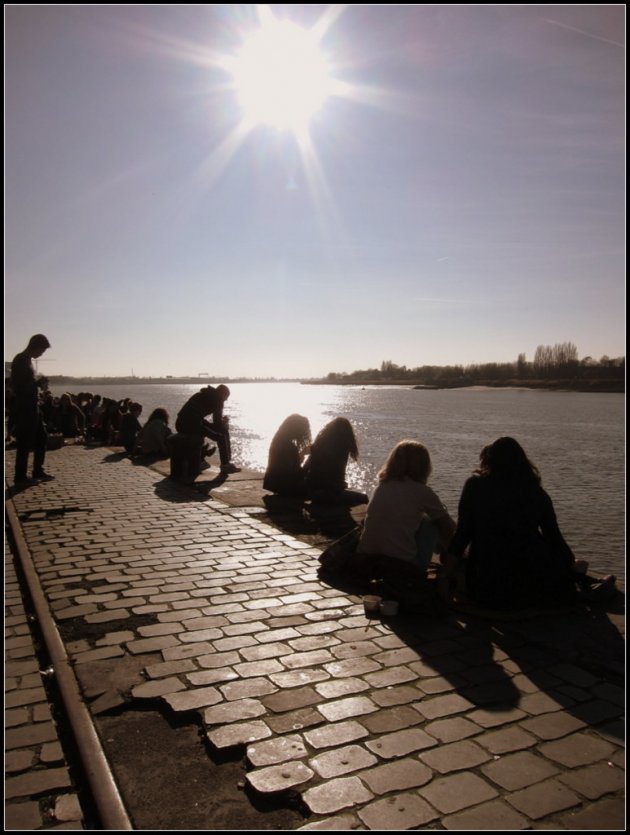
[413,297,471,305]
[542,17,625,49]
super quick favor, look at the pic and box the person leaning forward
[11,333,55,487]
[174,384,240,474]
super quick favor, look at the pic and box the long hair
[378,440,432,484]
[271,414,311,455]
[148,408,169,424]
[480,436,541,485]
[312,417,359,461]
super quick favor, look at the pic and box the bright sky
[5,4,626,378]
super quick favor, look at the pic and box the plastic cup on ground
[363,595,382,615]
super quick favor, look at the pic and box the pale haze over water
[50,383,625,582]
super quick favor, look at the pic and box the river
[49,382,625,582]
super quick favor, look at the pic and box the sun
[224,12,334,132]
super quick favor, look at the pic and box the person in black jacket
[119,402,143,453]
[175,385,240,474]
[446,437,577,610]
[10,333,54,486]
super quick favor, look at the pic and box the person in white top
[137,408,172,457]
[357,440,455,574]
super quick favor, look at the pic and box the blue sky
[5,4,625,378]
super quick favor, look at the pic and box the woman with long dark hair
[447,436,577,610]
[303,417,368,505]
[263,414,311,496]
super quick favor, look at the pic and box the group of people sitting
[9,389,153,451]
[9,372,614,613]
[263,415,615,612]
[7,388,175,459]
[263,414,368,506]
[6,383,241,473]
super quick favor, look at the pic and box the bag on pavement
[318,526,361,575]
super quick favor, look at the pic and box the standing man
[11,333,55,487]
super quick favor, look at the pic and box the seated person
[446,437,577,611]
[263,414,311,496]
[303,417,368,505]
[39,390,56,430]
[97,398,119,445]
[174,384,240,474]
[136,407,172,457]
[119,402,143,454]
[358,440,456,576]
[86,394,105,443]
[52,393,86,438]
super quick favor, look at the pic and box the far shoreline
[44,376,625,394]
[303,380,625,394]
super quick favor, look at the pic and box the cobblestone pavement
[5,445,626,830]
[5,540,85,830]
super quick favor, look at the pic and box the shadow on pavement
[130,453,169,467]
[260,495,365,545]
[99,452,129,464]
[321,563,625,732]
[152,472,236,504]
[153,477,218,504]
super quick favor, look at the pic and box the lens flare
[227,18,333,131]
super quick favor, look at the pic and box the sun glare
[181,3,377,212]
[225,15,334,131]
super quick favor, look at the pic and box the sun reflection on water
[48,381,625,579]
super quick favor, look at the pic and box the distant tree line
[325,343,625,387]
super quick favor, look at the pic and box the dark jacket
[11,351,39,412]
[450,474,576,610]
[175,387,224,436]
[11,351,41,437]
[263,437,306,496]
[303,442,348,496]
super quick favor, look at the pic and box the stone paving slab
[4,538,86,829]
[5,444,626,830]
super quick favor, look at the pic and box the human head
[216,384,231,402]
[314,417,359,461]
[276,414,311,446]
[130,402,142,416]
[148,408,169,423]
[482,436,541,485]
[474,444,491,475]
[378,440,432,484]
[26,333,50,358]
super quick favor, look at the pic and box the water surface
[50,382,625,580]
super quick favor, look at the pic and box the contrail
[543,17,625,49]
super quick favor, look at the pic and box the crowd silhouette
[6,370,618,614]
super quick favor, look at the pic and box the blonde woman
[357,440,455,573]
